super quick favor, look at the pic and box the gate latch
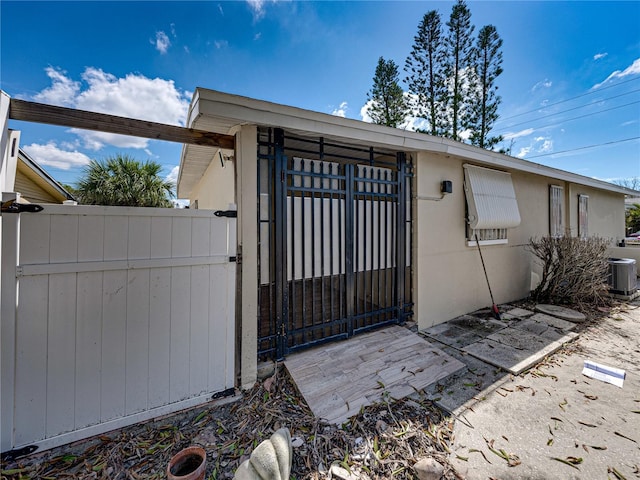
[214,209,237,218]
[1,201,44,213]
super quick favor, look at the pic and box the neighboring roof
[17,148,75,203]
[179,88,640,198]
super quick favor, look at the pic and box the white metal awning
[463,164,521,230]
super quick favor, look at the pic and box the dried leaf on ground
[0,365,461,480]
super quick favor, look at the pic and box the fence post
[395,153,407,324]
[1,192,19,452]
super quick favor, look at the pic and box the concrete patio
[447,301,640,480]
[423,307,579,376]
[284,325,466,425]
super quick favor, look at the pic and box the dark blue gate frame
[257,128,413,361]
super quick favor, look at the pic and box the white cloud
[538,138,553,153]
[332,101,348,118]
[214,40,228,49]
[71,129,151,151]
[33,67,80,107]
[532,79,553,92]
[218,3,224,15]
[154,31,171,54]
[401,116,429,132]
[76,67,189,124]
[594,52,608,60]
[360,101,373,123]
[61,139,80,150]
[30,66,190,152]
[166,165,180,184]
[592,58,640,89]
[516,146,532,158]
[515,136,553,158]
[503,128,535,140]
[22,142,92,170]
[359,92,429,132]
[459,129,471,141]
[247,0,266,20]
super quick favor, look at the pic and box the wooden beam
[9,98,235,150]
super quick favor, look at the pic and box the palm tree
[76,154,175,207]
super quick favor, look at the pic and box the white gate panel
[1,204,237,453]
[148,266,171,409]
[46,272,77,437]
[101,269,127,423]
[13,274,48,447]
[75,271,103,428]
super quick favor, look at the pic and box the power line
[525,136,640,159]
[499,100,640,135]
[497,77,640,122]
[494,89,640,133]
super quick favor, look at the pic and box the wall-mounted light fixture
[416,180,453,202]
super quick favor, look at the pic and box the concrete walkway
[423,307,578,375]
[443,302,640,480]
[284,325,465,425]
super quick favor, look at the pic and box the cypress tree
[405,10,446,136]
[470,25,504,149]
[443,0,475,141]
[366,57,410,127]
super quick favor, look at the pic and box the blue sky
[2,1,639,197]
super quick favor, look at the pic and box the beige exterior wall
[567,183,625,240]
[185,126,259,390]
[188,150,236,211]
[413,152,527,328]
[235,125,259,389]
[413,152,626,330]
[609,246,640,264]
[183,121,627,372]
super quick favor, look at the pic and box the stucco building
[178,89,635,388]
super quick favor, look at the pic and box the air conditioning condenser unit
[608,258,637,295]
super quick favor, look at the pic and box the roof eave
[18,149,76,201]
[178,88,638,198]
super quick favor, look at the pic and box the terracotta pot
[167,446,206,480]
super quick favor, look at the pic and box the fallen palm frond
[551,456,582,470]
[483,438,520,467]
[609,466,627,480]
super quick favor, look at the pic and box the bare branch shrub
[528,235,611,306]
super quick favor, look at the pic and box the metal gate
[257,128,412,360]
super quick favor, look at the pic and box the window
[469,228,508,243]
[578,194,589,238]
[549,185,564,237]
[463,164,521,245]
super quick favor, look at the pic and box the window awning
[463,164,521,230]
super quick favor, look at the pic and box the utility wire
[497,77,640,122]
[525,136,640,159]
[494,89,640,133]
[499,100,640,134]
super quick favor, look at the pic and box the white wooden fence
[1,200,236,453]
